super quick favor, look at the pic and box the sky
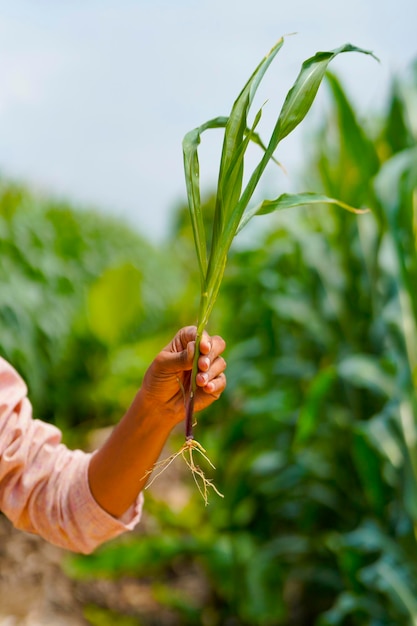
[0,0,416,241]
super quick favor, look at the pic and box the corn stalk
[151,37,377,501]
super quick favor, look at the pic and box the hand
[88,327,226,517]
[141,326,226,425]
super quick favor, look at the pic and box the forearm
[88,390,176,518]
[88,327,226,519]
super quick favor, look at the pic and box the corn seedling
[148,36,376,502]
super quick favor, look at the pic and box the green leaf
[337,354,396,397]
[320,591,383,625]
[359,410,404,471]
[362,558,417,623]
[219,106,264,225]
[276,44,378,143]
[353,429,387,516]
[235,45,377,223]
[182,113,278,287]
[325,71,380,181]
[237,191,368,233]
[87,263,143,345]
[294,366,337,444]
[182,116,228,283]
[212,45,376,266]
[215,37,285,236]
[374,147,417,366]
[383,79,414,154]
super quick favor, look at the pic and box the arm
[0,327,225,553]
[0,359,142,554]
[88,326,226,518]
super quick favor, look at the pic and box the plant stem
[185,294,208,440]
[185,395,195,440]
[185,330,201,440]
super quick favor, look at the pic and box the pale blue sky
[0,1,415,240]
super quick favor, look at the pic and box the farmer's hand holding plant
[141,326,226,419]
[88,326,226,518]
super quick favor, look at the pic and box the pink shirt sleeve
[0,356,143,554]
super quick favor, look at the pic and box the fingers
[197,367,226,396]
[164,327,226,384]
[173,326,198,352]
[199,332,226,363]
[196,335,227,395]
[161,326,198,372]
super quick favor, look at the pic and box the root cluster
[144,438,223,505]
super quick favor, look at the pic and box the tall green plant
[300,63,417,624]
[161,37,376,500]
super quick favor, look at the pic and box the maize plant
[149,36,377,501]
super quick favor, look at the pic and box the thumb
[160,341,195,373]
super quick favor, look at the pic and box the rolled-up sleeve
[0,357,143,554]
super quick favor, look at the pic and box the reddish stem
[185,388,195,440]
[185,328,202,440]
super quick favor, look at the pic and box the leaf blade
[213,38,285,245]
[276,44,378,143]
[210,44,377,276]
[237,191,369,234]
[182,117,228,283]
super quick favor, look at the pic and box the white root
[144,438,223,505]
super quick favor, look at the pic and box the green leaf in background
[359,409,404,475]
[382,80,415,155]
[361,558,417,624]
[325,71,380,182]
[87,263,143,345]
[319,591,384,625]
[374,146,417,378]
[337,354,396,397]
[294,365,337,444]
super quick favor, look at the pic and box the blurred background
[1,1,417,624]
[0,0,415,239]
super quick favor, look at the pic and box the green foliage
[0,181,180,432]
[87,263,144,346]
[83,605,141,626]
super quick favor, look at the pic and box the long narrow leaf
[237,191,369,233]
[182,117,228,282]
[208,45,377,283]
[325,71,380,178]
[218,37,284,190]
[220,107,264,227]
[214,37,285,242]
[183,113,282,283]
[276,44,378,143]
